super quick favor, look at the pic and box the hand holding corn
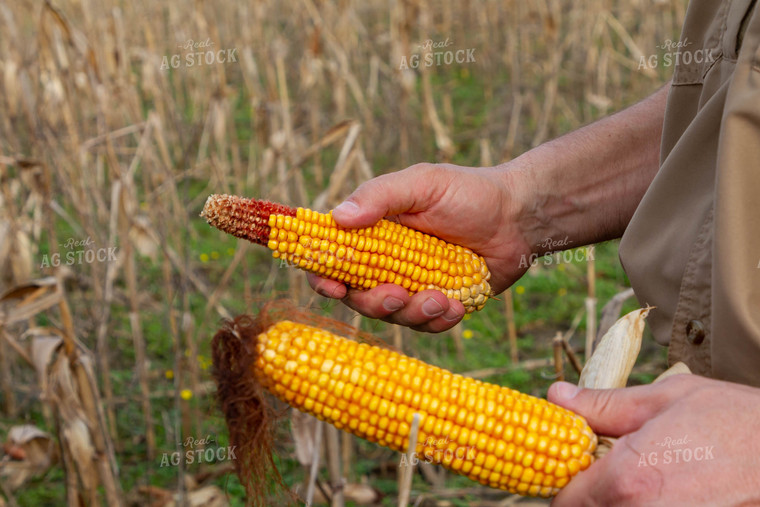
[212,301,749,505]
[307,163,537,331]
[548,374,760,504]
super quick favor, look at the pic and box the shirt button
[686,320,705,345]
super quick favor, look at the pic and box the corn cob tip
[201,194,296,246]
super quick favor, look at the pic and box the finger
[551,439,663,506]
[409,299,465,333]
[547,380,679,437]
[379,289,461,329]
[551,453,606,506]
[306,273,347,299]
[339,284,413,319]
[332,164,445,228]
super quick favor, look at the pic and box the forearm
[502,82,670,254]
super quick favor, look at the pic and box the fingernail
[422,298,444,317]
[334,200,359,219]
[554,381,580,400]
[383,296,405,312]
[442,306,461,321]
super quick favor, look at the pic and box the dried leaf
[311,482,383,505]
[184,486,228,507]
[129,214,158,259]
[0,277,56,303]
[0,425,57,491]
[62,418,96,492]
[28,332,63,393]
[0,279,62,326]
[7,425,50,445]
[137,485,229,507]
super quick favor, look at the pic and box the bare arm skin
[515,81,669,254]
[308,82,670,331]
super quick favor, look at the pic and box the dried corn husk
[579,307,651,389]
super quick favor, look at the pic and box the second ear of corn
[255,320,597,497]
[201,195,493,312]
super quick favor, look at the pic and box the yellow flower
[462,329,474,340]
[180,389,193,401]
[227,247,235,256]
[557,287,567,297]
[463,314,472,321]
[200,253,209,263]
[210,251,220,260]
[558,264,566,272]
[515,286,525,295]
[165,369,174,380]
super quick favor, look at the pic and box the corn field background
[0,0,685,505]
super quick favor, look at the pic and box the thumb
[332,164,443,228]
[547,381,674,437]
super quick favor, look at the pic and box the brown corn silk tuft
[211,302,392,505]
[201,194,296,246]
[211,313,291,506]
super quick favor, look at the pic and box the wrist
[497,146,573,255]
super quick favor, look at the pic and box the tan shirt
[619,0,760,386]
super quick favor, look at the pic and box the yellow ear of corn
[255,320,597,497]
[201,194,492,312]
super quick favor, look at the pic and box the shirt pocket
[672,1,728,85]
[723,0,758,62]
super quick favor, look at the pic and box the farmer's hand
[307,162,533,332]
[548,374,760,505]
